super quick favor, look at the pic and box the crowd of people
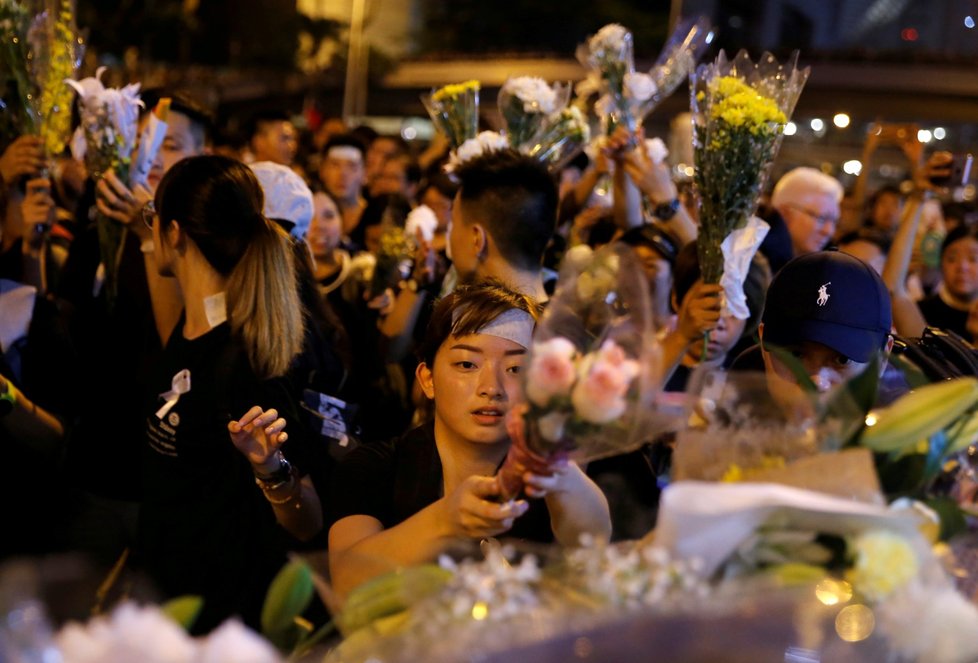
[1,87,976,632]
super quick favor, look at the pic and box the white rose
[405,204,439,242]
[644,137,669,165]
[624,72,657,103]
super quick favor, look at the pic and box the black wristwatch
[254,451,293,486]
[652,198,681,221]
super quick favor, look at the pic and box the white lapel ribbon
[156,369,191,419]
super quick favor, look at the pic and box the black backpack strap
[921,327,978,377]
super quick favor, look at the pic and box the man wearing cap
[758,250,894,393]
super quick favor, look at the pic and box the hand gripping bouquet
[497,244,662,500]
[67,67,143,307]
[421,80,480,149]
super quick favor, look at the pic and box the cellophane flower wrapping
[67,66,143,307]
[575,23,637,137]
[524,105,591,172]
[420,80,479,149]
[496,243,664,500]
[691,50,808,284]
[575,17,711,138]
[1,0,82,151]
[368,199,414,298]
[497,77,567,151]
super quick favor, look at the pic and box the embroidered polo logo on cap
[817,282,831,307]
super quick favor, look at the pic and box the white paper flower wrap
[405,204,439,243]
[719,216,769,320]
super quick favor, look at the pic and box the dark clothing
[918,294,970,340]
[59,228,162,502]
[758,209,794,275]
[329,422,554,544]
[138,319,321,634]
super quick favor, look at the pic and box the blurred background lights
[784,121,797,136]
[966,15,976,28]
[934,127,946,140]
[810,118,825,132]
[835,604,875,642]
[917,128,933,143]
[843,160,863,176]
[833,113,850,128]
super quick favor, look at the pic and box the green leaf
[261,559,314,650]
[766,344,818,393]
[161,595,203,632]
[924,496,968,541]
[888,353,931,389]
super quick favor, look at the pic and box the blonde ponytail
[227,219,305,379]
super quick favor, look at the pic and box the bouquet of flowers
[67,67,143,307]
[524,105,591,171]
[0,0,82,153]
[421,80,480,149]
[576,17,712,138]
[367,197,414,298]
[496,243,663,500]
[651,481,978,663]
[691,50,808,285]
[497,76,568,150]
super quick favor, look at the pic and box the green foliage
[261,558,315,652]
[161,595,203,631]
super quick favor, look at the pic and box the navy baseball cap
[761,251,892,363]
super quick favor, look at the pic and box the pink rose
[526,337,578,406]
[570,343,639,424]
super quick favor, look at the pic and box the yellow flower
[721,464,744,482]
[846,530,918,601]
[707,75,786,137]
[432,80,480,102]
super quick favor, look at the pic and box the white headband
[453,307,535,349]
[327,145,363,163]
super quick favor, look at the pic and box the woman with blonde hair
[139,155,327,632]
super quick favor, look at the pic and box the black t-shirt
[138,319,320,633]
[329,422,554,544]
[918,294,970,340]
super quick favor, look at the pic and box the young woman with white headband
[327,282,611,597]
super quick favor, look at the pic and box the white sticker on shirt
[204,291,228,328]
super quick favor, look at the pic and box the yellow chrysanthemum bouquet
[0,0,82,154]
[691,51,809,284]
[421,79,480,149]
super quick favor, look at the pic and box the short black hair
[941,222,978,257]
[245,109,293,141]
[139,88,214,147]
[455,148,558,271]
[837,227,893,255]
[419,171,459,200]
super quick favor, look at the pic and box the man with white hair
[761,167,844,272]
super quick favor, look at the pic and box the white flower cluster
[502,76,559,114]
[645,137,669,165]
[405,204,439,243]
[67,67,143,164]
[623,71,658,103]
[55,603,281,663]
[565,537,708,610]
[446,130,510,172]
[587,23,630,64]
[438,546,542,622]
[876,580,978,663]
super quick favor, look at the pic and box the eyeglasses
[785,203,838,228]
[141,201,157,230]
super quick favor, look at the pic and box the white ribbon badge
[156,369,191,419]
